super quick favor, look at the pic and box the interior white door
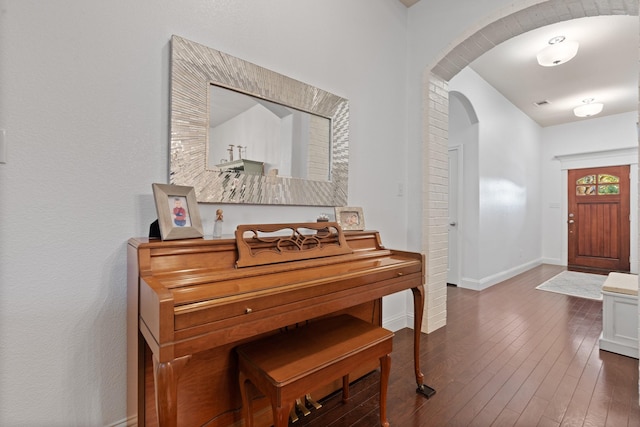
[448,147,460,285]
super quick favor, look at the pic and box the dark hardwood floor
[295,264,640,426]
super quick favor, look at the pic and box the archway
[447,91,479,288]
[421,0,639,333]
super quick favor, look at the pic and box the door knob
[449,222,457,226]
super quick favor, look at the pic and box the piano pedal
[295,398,311,416]
[305,393,322,410]
[289,405,299,423]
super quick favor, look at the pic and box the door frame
[447,145,463,286]
[555,147,638,274]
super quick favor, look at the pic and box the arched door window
[575,174,620,196]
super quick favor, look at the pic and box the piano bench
[236,314,394,427]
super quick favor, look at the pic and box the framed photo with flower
[334,206,365,231]
[152,183,203,240]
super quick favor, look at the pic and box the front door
[567,165,630,273]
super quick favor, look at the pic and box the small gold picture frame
[334,206,365,231]
[152,183,204,240]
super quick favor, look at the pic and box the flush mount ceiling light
[536,36,579,67]
[573,98,604,117]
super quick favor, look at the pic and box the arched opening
[447,91,479,287]
[420,1,639,333]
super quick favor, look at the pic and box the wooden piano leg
[273,401,294,427]
[379,353,391,427]
[239,371,254,427]
[341,374,350,402]
[152,354,191,427]
[411,285,436,398]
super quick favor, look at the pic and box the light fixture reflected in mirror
[536,36,579,67]
[573,98,604,117]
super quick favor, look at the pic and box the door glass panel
[575,174,620,196]
[598,174,619,184]
[576,185,596,196]
[598,184,620,195]
[576,175,596,185]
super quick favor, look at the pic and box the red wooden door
[568,165,630,273]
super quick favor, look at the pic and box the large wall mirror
[170,35,349,205]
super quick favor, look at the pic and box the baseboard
[599,333,639,359]
[383,312,414,332]
[106,415,136,427]
[458,277,481,290]
[541,257,564,266]
[458,258,543,291]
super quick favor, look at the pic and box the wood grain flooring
[294,264,640,426]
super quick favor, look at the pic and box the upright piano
[127,222,432,427]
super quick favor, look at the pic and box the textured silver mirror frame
[169,35,349,206]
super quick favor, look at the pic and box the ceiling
[397,2,638,128]
[470,15,638,127]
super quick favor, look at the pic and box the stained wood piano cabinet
[127,223,433,427]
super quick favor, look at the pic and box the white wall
[449,67,543,289]
[540,112,638,270]
[210,105,287,174]
[404,0,544,250]
[0,1,412,425]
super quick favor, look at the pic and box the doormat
[535,271,606,301]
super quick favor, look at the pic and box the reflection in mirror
[170,35,349,206]
[208,85,331,181]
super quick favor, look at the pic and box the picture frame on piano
[334,206,365,231]
[152,183,204,240]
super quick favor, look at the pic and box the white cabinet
[599,273,638,359]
